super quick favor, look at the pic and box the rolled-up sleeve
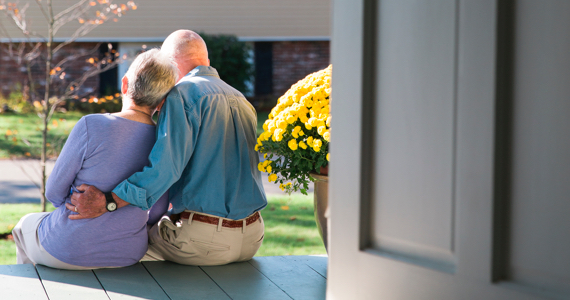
[113,88,198,210]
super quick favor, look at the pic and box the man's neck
[177,59,210,80]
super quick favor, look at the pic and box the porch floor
[0,255,327,300]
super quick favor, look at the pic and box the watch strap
[104,192,117,212]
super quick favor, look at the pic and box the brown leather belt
[180,211,260,228]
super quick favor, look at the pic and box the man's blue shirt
[113,66,267,220]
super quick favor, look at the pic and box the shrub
[201,33,253,95]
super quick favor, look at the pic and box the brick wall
[272,41,330,97]
[0,42,101,99]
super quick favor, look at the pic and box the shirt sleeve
[113,88,199,210]
[45,117,89,208]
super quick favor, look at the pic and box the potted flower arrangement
[255,65,331,249]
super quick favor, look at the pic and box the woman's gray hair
[124,48,178,109]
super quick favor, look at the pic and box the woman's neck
[112,100,155,125]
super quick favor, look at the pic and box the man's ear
[121,76,128,95]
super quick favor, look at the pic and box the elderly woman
[11,49,177,269]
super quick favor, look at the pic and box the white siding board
[0,0,330,41]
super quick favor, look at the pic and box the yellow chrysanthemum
[323,131,330,142]
[314,139,322,148]
[308,117,319,127]
[307,136,314,147]
[273,128,284,142]
[326,153,330,161]
[255,65,332,193]
[288,139,298,151]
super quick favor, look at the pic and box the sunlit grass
[0,203,57,265]
[0,112,83,159]
[256,193,326,256]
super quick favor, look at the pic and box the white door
[327,0,570,299]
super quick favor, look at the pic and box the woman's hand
[67,184,107,219]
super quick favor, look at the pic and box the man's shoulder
[175,74,244,100]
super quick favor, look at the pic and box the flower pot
[311,172,329,252]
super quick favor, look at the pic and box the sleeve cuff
[113,181,152,210]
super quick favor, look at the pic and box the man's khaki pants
[142,211,264,266]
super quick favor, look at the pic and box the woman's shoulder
[81,113,113,122]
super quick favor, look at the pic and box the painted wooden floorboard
[0,264,48,300]
[285,255,328,278]
[93,263,169,300]
[249,256,326,300]
[36,265,109,300]
[0,256,327,299]
[142,261,230,300]
[201,261,292,300]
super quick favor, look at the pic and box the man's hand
[67,184,107,220]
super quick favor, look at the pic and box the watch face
[107,202,117,211]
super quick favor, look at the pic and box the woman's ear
[121,76,128,95]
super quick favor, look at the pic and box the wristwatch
[104,192,118,212]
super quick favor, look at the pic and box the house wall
[0,0,330,41]
[0,42,101,98]
[272,41,330,97]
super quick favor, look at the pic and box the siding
[0,0,330,41]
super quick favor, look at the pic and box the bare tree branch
[53,0,88,21]
[52,42,100,71]
[53,2,92,35]
[34,0,49,22]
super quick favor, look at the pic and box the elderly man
[70,30,267,266]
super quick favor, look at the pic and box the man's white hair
[124,48,178,108]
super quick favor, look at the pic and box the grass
[0,203,56,265]
[256,193,326,256]
[0,194,325,265]
[0,112,84,159]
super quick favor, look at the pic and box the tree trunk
[40,0,55,212]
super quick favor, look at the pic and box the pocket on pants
[175,238,232,264]
[158,218,179,245]
[188,239,230,252]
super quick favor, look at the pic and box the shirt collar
[186,66,220,78]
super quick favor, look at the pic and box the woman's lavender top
[39,114,168,267]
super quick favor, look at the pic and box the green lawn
[0,194,325,265]
[0,112,83,159]
[257,194,326,256]
[0,203,56,265]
